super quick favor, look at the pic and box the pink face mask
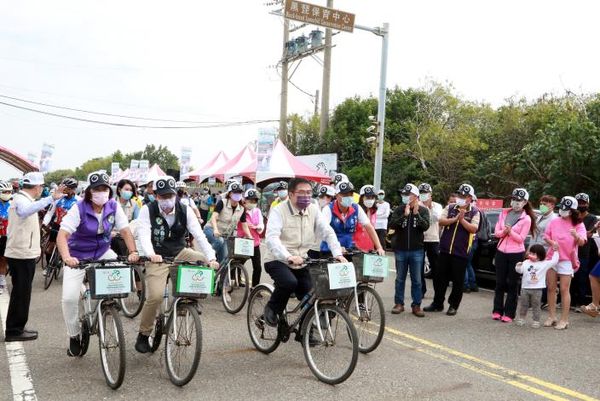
[92,191,110,206]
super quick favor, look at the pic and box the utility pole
[279,18,290,144]
[314,89,320,116]
[319,0,333,136]
[372,23,389,192]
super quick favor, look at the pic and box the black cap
[276,181,288,190]
[88,172,110,189]
[336,181,355,194]
[575,193,590,203]
[154,176,177,196]
[418,183,432,193]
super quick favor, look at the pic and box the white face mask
[91,191,110,206]
[245,202,257,210]
[419,193,430,202]
[511,200,526,211]
[278,190,288,199]
[158,197,176,212]
[559,209,571,218]
[318,198,330,208]
[456,198,467,207]
[0,193,11,202]
[363,199,376,208]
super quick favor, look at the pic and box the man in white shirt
[134,176,218,353]
[4,172,65,342]
[262,178,346,326]
[419,183,443,296]
[375,189,391,250]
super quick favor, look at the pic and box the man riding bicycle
[263,178,346,327]
[42,177,79,271]
[134,176,219,354]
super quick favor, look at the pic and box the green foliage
[44,169,76,185]
[292,82,600,210]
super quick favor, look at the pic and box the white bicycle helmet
[0,181,12,191]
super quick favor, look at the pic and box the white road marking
[0,291,38,401]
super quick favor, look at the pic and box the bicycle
[247,257,359,385]
[43,246,62,290]
[146,258,206,386]
[218,237,252,314]
[118,263,146,318]
[341,249,387,354]
[36,227,50,268]
[76,258,132,389]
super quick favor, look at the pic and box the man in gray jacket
[4,172,64,342]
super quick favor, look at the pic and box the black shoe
[446,307,458,316]
[263,305,278,327]
[471,286,479,292]
[135,333,151,354]
[464,288,471,294]
[23,329,38,336]
[67,335,81,357]
[423,303,444,312]
[5,331,38,342]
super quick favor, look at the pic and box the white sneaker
[0,286,4,295]
[531,321,541,329]
[514,318,525,326]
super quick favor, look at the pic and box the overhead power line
[0,100,278,129]
[0,93,263,124]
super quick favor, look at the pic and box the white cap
[319,185,336,197]
[511,188,529,201]
[559,196,578,211]
[457,183,476,197]
[401,183,420,196]
[22,172,44,186]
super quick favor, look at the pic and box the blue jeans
[464,241,478,289]
[203,226,227,266]
[394,250,424,306]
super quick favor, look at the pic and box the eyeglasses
[1,191,11,194]
[293,190,312,196]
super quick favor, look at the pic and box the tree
[112,145,179,172]
[74,157,112,180]
[45,169,76,185]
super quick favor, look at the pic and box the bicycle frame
[81,287,116,345]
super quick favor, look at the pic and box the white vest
[263,201,319,264]
[5,192,42,259]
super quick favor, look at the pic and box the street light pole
[372,23,389,192]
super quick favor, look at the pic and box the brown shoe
[412,306,425,317]
[391,304,404,314]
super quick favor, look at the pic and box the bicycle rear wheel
[301,304,358,385]
[347,285,385,354]
[149,316,163,353]
[43,249,59,290]
[246,285,280,354]
[222,262,249,314]
[164,303,202,386]
[120,265,146,318]
[98,306,126,389]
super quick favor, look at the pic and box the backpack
[476,211,490,242]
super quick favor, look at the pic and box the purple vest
[68,199,117,260]
[439,204,479,259]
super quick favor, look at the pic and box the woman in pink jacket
[543,196,586,330]
[492,188,536,323]
[238,189,264,289]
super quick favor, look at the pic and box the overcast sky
[1,0,599,178]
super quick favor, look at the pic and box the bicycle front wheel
[120,265,146,318]
[301,304,358,385]
[98,306,126,389]
[165,303,202,386]
[347,285,385,354]
[246,285,280,354]
[222,262,249,314]
[43,249,59,290]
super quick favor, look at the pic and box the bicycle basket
[170,264,214,298]
[308,264,354,300]
[86,263,132,300]
[353,253,386,283]
[226,237,254,261]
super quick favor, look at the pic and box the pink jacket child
[237,206,264,247]
[494,209,532,254]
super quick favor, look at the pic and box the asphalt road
[0,256,599,401]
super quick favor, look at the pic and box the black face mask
[577,206,589,213]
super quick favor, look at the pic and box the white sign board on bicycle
[94,267,132,296]
[327,262,357,290]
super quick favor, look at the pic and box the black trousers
[375,229,387,251]
[432,253,468,309]
[493,250,523,319]
[5,258,37,336]
[250,246,262,287]
[423,242,439,296]
[265,261,312,315]
[200,209,209,228]
[110,236,128,257]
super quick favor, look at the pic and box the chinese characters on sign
[476,199,504,210]
[285,0,355,33]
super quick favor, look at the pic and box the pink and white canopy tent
[213,141,330,185]
[110,164,166,185]
[181,151,229,182]
[212,145,257,182]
